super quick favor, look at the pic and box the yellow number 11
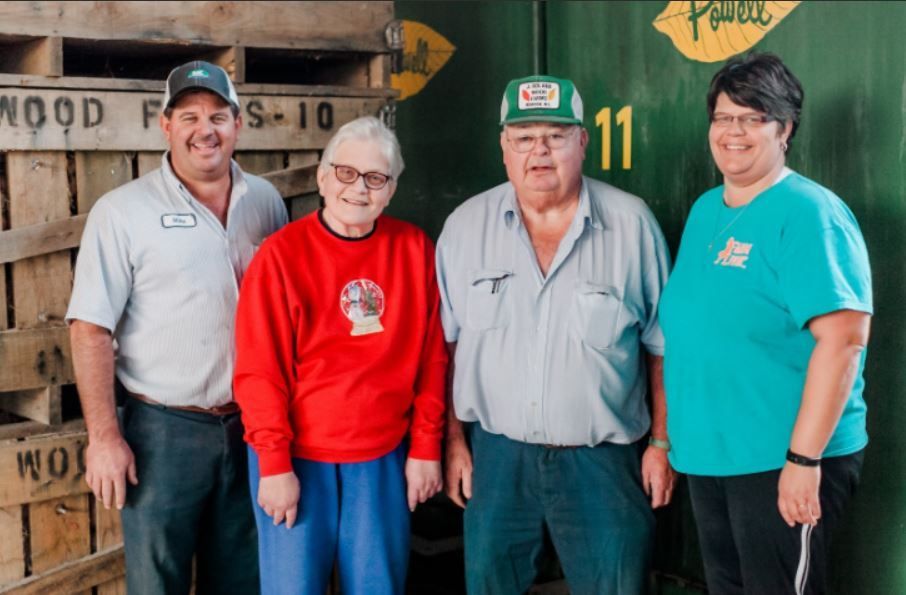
[595,105,632,170]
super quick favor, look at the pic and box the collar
[503,176,602,231]
[160,150,248,205]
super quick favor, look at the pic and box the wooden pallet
[0,3,395,591]
[0,421,124,595]
[0,1,393,85]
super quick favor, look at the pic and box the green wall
[394,2,906,593]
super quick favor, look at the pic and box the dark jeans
[120,398,259,595]
[464,425,654,595]
[687,450,864,595]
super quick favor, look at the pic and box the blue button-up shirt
[436,176,670,445]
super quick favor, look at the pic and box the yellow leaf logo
[548,88,557,101]
[652,1,801,63]
[391,20,456,101]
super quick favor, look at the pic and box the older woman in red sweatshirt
[234,116,447,595]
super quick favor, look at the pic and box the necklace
[707,196,754,251]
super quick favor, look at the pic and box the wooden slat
[0,88,386,151]
[0,545,123,595]
[260,164,318,198]
[136,152,162,178]
[95,505,122,554]
[97,574,126,595]
[0,385,62,425]
[290,196,321,221]
[30,495,91,578]
[95,505,124,595]
[0,215,87,265]
[287,151,320,169]
[0,74,397,98]
[0,326,74,394]
[0,430,88,508]
[0,2,393,52]
[6,152,72,329]
[0,269,6,331]
[0,154,6,332]
[369,54,391,89]
[74,152,133,214]
[235,152,285,176]
[0,36,62,76]
[0,505,24,584]
[206,46,246,84]
[0,419,84,442]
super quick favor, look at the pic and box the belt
[541,444,582,449]
[128,392,240,416]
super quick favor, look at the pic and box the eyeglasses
[505,128,577,153]
[710,113,773,129]
[330,163,392,190]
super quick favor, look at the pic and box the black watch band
[786,449,821,467]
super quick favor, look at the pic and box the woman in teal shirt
[659,53,872,594]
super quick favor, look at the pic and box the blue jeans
[248,442,410,595]
[464,425,654,595]
[120,398,258,595]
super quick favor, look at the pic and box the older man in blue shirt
[437,75,675,595]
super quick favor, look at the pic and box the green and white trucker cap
[500,75,583,126]
[163,60,240,111]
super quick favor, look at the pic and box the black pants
[120,398,259,595]
[687,451,863,595]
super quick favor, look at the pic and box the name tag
[161,214,197,228]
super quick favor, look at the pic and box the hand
[85,434,138,510]
[641,445,676,508]
[778,462,821,527]
[405,457,443,511]
[444,435,473,508]
[258,471,301,528]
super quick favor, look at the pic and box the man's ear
[160,112,171,142]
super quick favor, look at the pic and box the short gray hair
[319,116,404,180]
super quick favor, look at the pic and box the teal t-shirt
[659,172,872,476]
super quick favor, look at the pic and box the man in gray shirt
[437,75,675,595]
[67,61,286,594]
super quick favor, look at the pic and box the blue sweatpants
[248,442,410,595]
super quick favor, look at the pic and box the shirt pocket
[573,281,623,350]
[465,269,513,330]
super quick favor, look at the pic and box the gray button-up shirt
[436,176,670,446]
[66,154,287,408]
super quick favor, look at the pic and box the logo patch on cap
[517,82,560,110]
[188,69,210,79]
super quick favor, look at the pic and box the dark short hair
[162,89,241,120]
[706,52,803,151]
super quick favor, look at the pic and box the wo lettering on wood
[0,432,91,507]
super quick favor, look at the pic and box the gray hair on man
[319,116,405,180]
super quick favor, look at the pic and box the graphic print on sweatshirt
[340,279,386,336]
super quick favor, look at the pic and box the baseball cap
[163,60,240,111]
[500,75,583,126]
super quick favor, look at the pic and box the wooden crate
[0,2,395,592]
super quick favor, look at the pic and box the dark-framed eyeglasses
[504,127,577,153]
[330,163,392,190]
[710,113,773,129]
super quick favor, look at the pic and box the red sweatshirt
[234,211,448,476]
